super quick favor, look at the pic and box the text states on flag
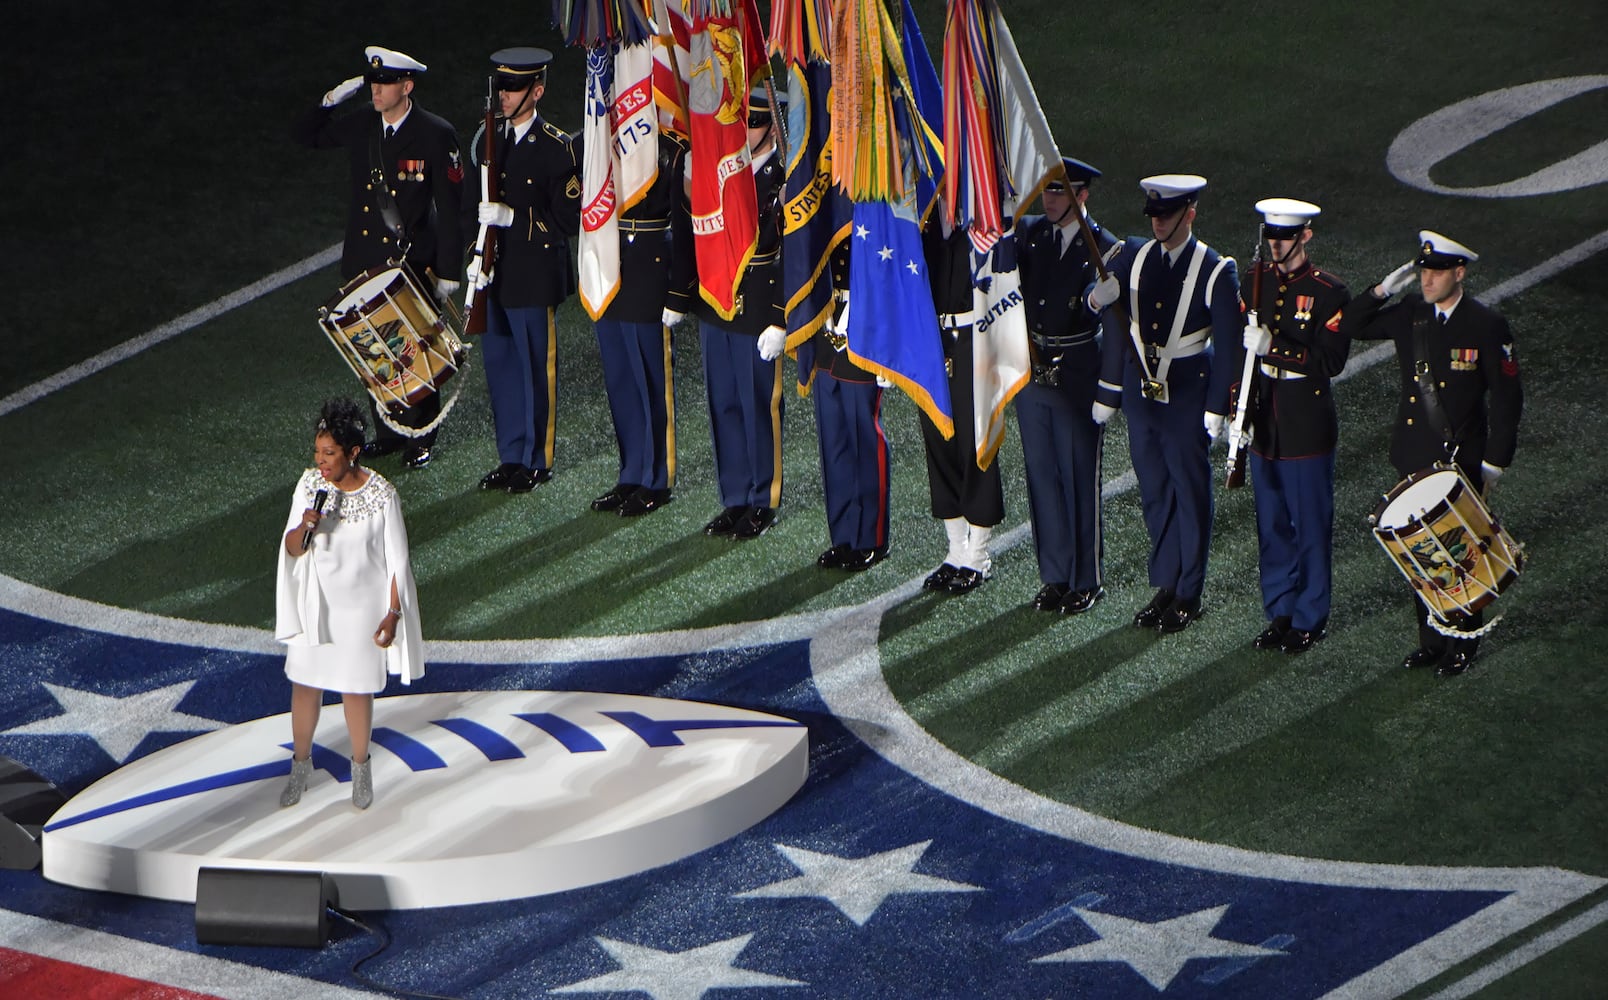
[580,47,623,320]
[782,58,851,354]
[969,225,1030,469]
[688,6,760,320]
[613,43,660,214]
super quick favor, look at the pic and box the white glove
[661,308,685,328]
[1481,462,1504,489]
[466,257,489,290]
[1376,261,1417,298]
[322,76,365,107]
[432,276,461,301]
[1204,411,1227,442]
[1092,402,1117,425]
[478,201,516,228]
[757,325,786,361]
[1242,322,1272,357]
[875,374,893,389]
[1087,275,1121,311]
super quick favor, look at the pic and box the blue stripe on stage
[514,712,606,753]
[370,727,448,770]
[430,718,523,761]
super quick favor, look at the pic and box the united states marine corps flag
[942,0,1042,468]
[771,0,850,373]
[688,0,766,320]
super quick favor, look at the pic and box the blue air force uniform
[592,131,695,509]
[293,47,465,460]
[692,143,787,520]
[1339,231,1523,671]
[810,244,891,564]
[1090,176,1239,624]
[1016,166,1116,606]
[468,49,580,484]
[1240,199,1352,649]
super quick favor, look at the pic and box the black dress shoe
[481,464,521,491]
[841,546,888,572]
[1435,651,1475,677]
[1058,587,1105,616]
[817,544,852,569]
[1031,584,1070,612]
[732,506,776,539]
[923,563,961,591]
[591,485,633,512]
[704,506,749,537]
[1281,627,1327,655]
[1402,647,1442,670]
[944,566,987,594]
[363,439,402,458]
[1156,596,1203,634]
[1133,589,1175,629]
[1252,617,1292,650]
[506,467,551,493]
[619,488,672,517]
[402,444,433,469]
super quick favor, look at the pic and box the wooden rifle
[462,76,501,336]
[1224,233,1263,488]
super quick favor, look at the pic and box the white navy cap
[364,46,427,83]
[1416,230,1478,269]
[1255,198,1321,238]
[1141,174,1207,216]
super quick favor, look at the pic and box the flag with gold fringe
[651,0,694,133]
[771,0,851,385]
[687,0,766,320]
[838,0,952,437]
[577,47,624,319]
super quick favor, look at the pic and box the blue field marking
[430,717,525,761]
[0,593,1601,998]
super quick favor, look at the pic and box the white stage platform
[41,690,808,909]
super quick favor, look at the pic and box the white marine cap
[363,46,428,81]
[1416,230,1479,269]
[1140,174,1207,216]
[1255,197,1321,236]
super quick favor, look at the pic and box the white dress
[275,468,424,694]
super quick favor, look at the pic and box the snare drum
[1370,465,1524,625]
[317,265,464,412]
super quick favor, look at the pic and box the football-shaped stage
[41,691,809,910]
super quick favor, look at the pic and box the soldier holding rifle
[1236,199,1351,655]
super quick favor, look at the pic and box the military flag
[687,0,766,321]
[650,0,694,133]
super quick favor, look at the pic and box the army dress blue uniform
[1091,178,1240,625]
[1017,208,1115,607]
[810,244,890,567]
[1340,233,1522,670]
[292,54,465,460]
[469,111,580,481]
[692,144,787,533]
[1242,255,1351,645]
[590,131,695,514]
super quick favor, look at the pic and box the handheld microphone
[301,490,329,551]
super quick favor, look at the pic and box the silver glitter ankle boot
[280,757,312,807]
[351,756,373,810]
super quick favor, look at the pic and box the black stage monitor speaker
[195,867,337,947]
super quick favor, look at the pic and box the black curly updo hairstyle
[315,397,367,456]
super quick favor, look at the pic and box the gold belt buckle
[1141,378,1167,402]
[826,330,847,352]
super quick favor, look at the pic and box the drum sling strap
[1411,309,1460,461]
[368,130,411,255]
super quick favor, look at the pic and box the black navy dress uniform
[1240,199,1352,653]
[1016,159,1115,614]
[466,48,580,491]
[1339,231,1522,673]
[810,243,891,570]
[692,135,786,539]
[1090,175,1240,630]
[590,131,695,516]
[293,46,465,463]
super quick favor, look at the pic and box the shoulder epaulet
[662,129,691,151]
[542,120,570,143]
[1309,267,1345,291]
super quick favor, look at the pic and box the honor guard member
[1239,199,1351,654]
[1016,157,1116,615]
[1086,174,1241,632]
[918,210,1006,595]
[294,46,466,469]
[810,243,892,572]
[693,88,787,540]
[588,128,694,517]
[1340,231,1522,677]
[467,47,580,494]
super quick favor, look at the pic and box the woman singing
[275,398,423,809]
